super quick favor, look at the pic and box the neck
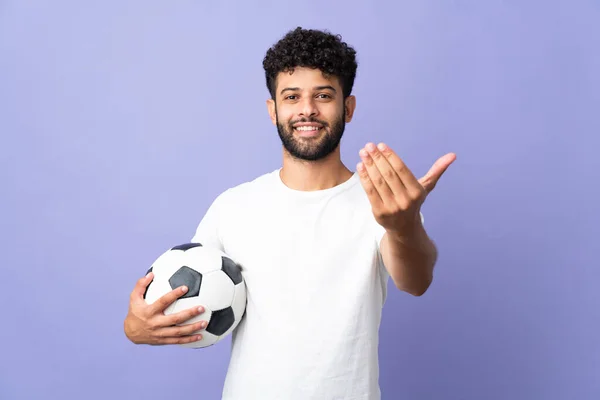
[279,147,354,191]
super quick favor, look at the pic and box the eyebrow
[280,85,337,95]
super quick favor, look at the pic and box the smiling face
[267,67,356,161]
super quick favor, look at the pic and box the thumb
[131,270,154,302]
[419,153,456,193]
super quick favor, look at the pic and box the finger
[376,143,422,194]
[161,305,206,327]
[148,285,189,315]
[359,146,395,202]
[131,271,154,301]
[357,161,383,209]
[153,333,204,345]
[365,142,408,197]
[418,153,456,193]
[154,320,207,338]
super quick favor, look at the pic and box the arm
[380,223,438,296]
[356,141,455,296]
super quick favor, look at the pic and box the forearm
[380,223,438,296]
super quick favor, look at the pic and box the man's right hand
[123,272,207,345]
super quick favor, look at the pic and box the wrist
[123,313,137,342]
[386,218,425,243]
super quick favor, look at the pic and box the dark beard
[276,106,346,162]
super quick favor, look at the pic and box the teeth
[295,126,321,131]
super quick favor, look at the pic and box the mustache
[288,117,329,127]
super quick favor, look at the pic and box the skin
[124,281,205,345]
[124,66,456,345]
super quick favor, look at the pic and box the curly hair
[262,27,358,100]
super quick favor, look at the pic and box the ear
[344,95,356,123]
[266,98,277,125]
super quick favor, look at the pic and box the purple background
[1,1,598,399]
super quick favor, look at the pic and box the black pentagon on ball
[221,256,242,285]
[171,242,202,251]
[206,306,235,336]
[143,266,153,299]
[168,266,202,298]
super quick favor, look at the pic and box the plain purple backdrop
[1,1,598,399]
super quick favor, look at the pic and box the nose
[299,97,318,118]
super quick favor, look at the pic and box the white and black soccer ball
[143,242,246,348]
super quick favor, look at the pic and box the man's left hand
[357,142,456,237]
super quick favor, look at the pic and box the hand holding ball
[124,243,247,348]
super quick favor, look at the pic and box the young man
[124,27,456,399]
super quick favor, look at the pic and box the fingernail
[378,143,386,151]
[366,143,376,151]
[181,286,188,293]
[197,306,204,313]
[200,321,207,328]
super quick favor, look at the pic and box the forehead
[275,67,341,93]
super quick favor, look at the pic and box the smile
[295,126,321,131]
[293,125,323,137]
[292,122,325,137]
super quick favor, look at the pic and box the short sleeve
[189,190,229,252]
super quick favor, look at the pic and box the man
[124,27,456,399]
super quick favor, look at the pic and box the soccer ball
[143,242,247,348]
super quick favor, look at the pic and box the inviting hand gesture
[357,142,456,236]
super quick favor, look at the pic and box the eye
[316,93,332,99]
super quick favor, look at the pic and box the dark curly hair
[262,27,358,100]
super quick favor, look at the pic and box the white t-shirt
[191,168,414,400]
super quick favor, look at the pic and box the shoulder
[212,169,280,207]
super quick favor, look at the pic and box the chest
[220,199,380,290]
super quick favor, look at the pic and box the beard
[276,105,346,161]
